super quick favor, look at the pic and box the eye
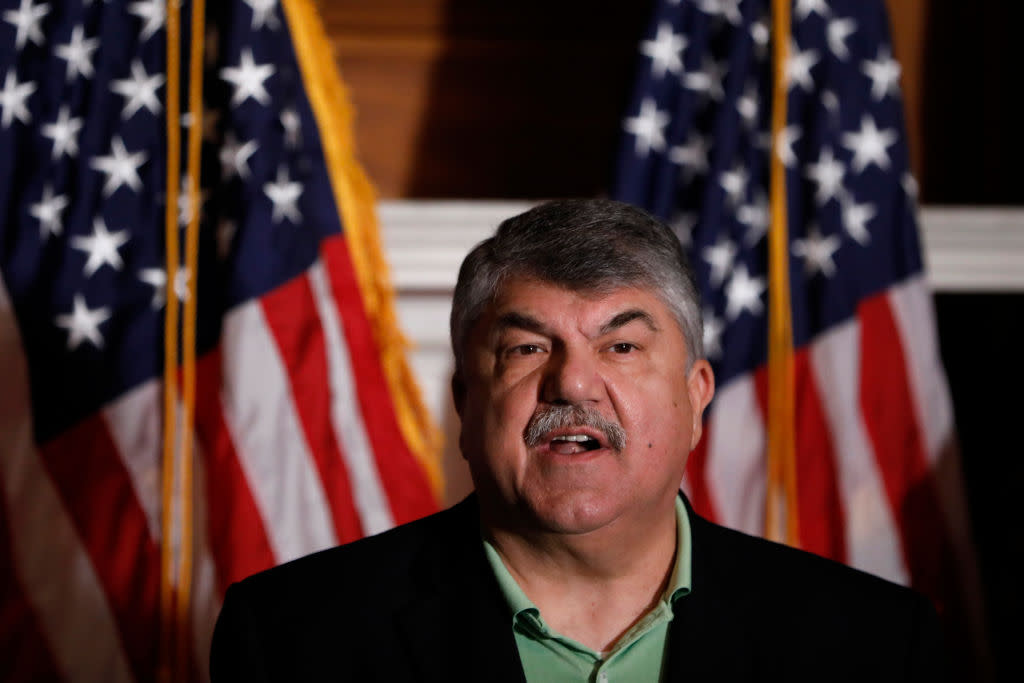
[509,344,543,356]
[609,342,637,354]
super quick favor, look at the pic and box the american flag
[615,0,982,668]
[0,0,439,680]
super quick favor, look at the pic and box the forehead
[484,276,679,335]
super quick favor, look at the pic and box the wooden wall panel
[318,0,1020,204]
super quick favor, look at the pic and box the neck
[483,501,678,652]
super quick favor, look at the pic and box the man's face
[454,275,715,536]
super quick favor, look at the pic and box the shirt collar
[482,495,693,624]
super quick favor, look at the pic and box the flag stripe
[308,259,394,536]
[320,237,436,524]
[811,313,909,583]
[260,270,365,544]
[194,350,277,592]
[103,382,164,542]
[190,438,218,683]
[38,419,160,681]
[858,294,933,583]
[792,351,846,563]
[220,297,337,563]
[705,374,766,536]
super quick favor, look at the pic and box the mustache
[523,404,627,452]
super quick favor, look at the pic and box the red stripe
[792,349,846,562]
[0,485,62,682]
[858,294,952,607]
[751,353,846,560]
[195,350,277,593]
[260,273,365,545]
[683,427,719,522]
[321,237,438,524]
[38,417,159,682]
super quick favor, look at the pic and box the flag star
[795,0,830,21]
[827,17,857,60]
[670,211,697,248]
[736,81,759,129]
[702,308,724,359]
[3,0,49,51]
[177,175,207,227]
[29,184,68,240]
[738,192,769,246]
[640,22,686,79]
[749,18,769,59]
[776,124,802,168]
[786,40,819,92]
[861,47,901,101]
[822,89,840,116]
[138,266,190,309]
[111,59,165,119]
[668,133,708,176]
[264,166,303,224]
[902,172,919,201]
[841,199,876,246]
[90,135,148,196]
[0,69,36,128]
[70,218,130,276]
[725,265,765,320]
[683,57,727,101]
[219,131,259,179]
[41,105,82,159]
[804,147,845,204]
[624,97,669,157]
[792,225,842,277]
[280,107,301,147]
[718,164,748,207]
[702,237,737,287]
[221,47,275,107]
[55,25,98,81]
[695,0,741,25]
[55,294,111,351]
[841,115,898,173]
[243,0,280,30]
[128,0,165,41]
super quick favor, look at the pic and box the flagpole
[766,0,799,547]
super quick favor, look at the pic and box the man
[211,199,943,681]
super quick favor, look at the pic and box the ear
[451,372,466,418]
[686,359,715,451]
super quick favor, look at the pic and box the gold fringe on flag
[280,0,443,498]
[766,0,800,547]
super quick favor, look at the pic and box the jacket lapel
[395,497,526,683]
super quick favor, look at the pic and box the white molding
[379,200,1024,293]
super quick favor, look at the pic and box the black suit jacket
[210,495,944,682]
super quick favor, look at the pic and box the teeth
[552,434,594,442]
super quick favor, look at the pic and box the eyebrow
[599,309,659,336]
[493,308,659,338]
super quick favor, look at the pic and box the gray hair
[450,199,703,375]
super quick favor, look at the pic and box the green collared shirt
[482,498,692,683]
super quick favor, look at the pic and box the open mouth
[549,433,603,454]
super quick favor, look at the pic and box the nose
[540,344,602,405]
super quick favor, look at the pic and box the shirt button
[598,673,608,683]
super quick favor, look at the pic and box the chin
[522,493,623,535]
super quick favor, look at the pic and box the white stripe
[220,299,336,563]
[309,262,394,535]
[0,276,133,681]
[103,381,163,541]
[705,375,766,536]
[810,318,910,585]
[887,276,955,463]
[190,438,218,683]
